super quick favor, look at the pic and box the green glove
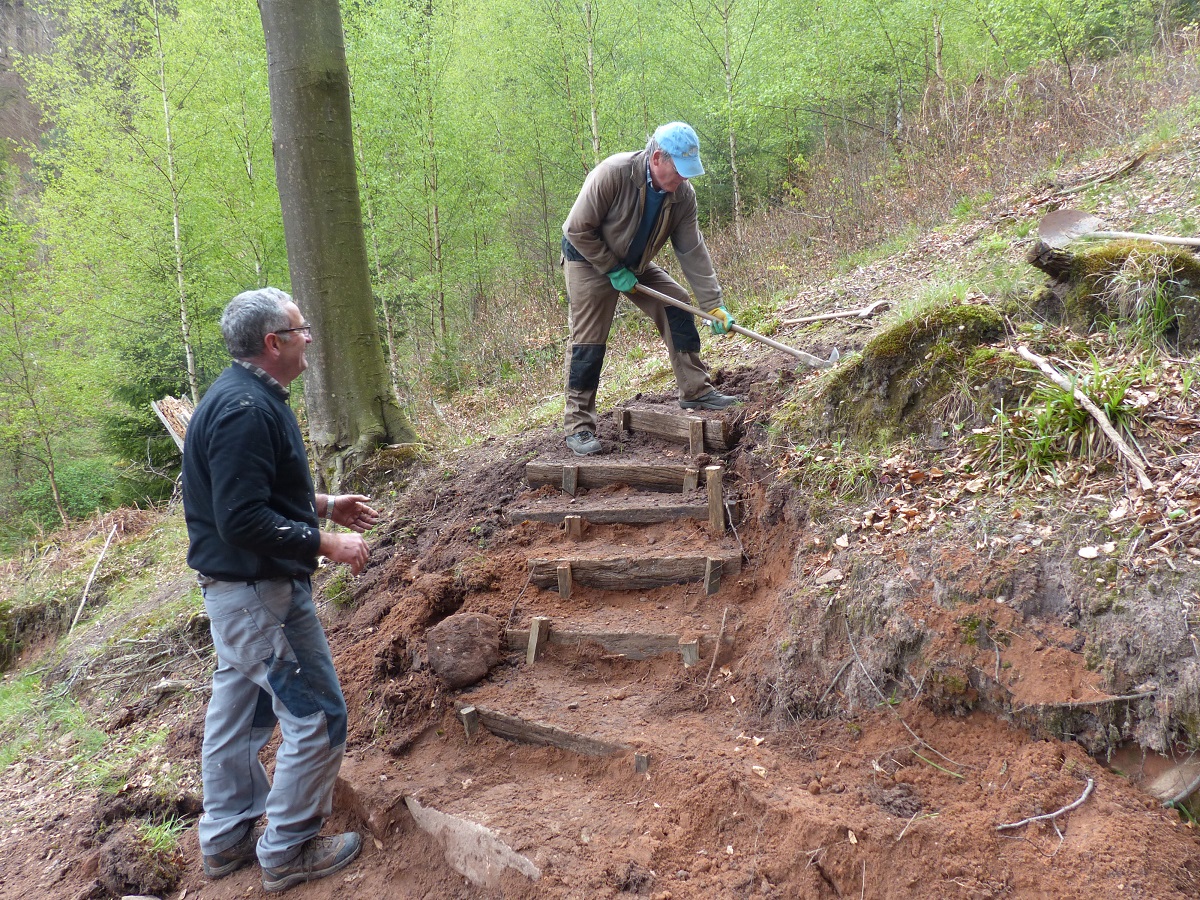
[607,267,637,293]
[709,305,736,336]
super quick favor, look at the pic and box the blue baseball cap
[654,121,704,178]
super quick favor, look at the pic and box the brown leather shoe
[261,832,362,893]
[202,825,262,878]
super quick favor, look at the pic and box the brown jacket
[562,150,723,311]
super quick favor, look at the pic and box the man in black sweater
[183,287,378,893]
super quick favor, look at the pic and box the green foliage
[974,358,1145,481]
[0,675,94,769]
[14,458,125,528]
[137,816,187,854]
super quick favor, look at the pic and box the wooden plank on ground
[526,461,696,493]
[623,407,732,451]
[548,630,686,660]
[455,702,635,760]
[503,628,730,663]
[528,553,741,591]
[509,501,709,526]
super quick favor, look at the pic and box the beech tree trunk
[258,0,417,483]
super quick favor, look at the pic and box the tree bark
[258,0,417,483]
[1025,240,1076,280]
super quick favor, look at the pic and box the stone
[426,613,502,689]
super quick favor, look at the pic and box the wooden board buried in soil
[508,493,711,526]
[528,553,741,591]
[616,405,734,451]
[525,460,699,494]
[456,701,649,773]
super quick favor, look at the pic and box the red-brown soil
[4,351,1200,900]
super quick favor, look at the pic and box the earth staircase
[374,400,815,896]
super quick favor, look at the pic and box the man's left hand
[326,494,380,533]
[709,306,736,336]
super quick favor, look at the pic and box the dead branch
[782,299,890,326]
[1016,346,1154,491]
[703,607,729,692]
[69,524,118,635]
[996,777,1094,831]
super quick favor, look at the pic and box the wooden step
[455,702,650,773]
[528,552,741,593]
[504,620,723,667]
[508,497,711,526]
[526,460,700,495]
[615,405,735,452]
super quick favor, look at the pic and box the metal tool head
[1038,208,1105,249]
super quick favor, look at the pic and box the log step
[509,498,711,526]
[526,460,701,495]
[503,622,719,666]
[528,553,741,592]
[455,702,649,773]
[615,405,734,452]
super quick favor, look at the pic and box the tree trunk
[258,0,417,484]
[1025,240,1076,280]
[150,0,200,406]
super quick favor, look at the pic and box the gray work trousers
[563,260,713,436]
[197,576,347,868]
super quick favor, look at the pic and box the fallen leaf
[752,765,768,779]
[848,830,858,845]
[1102,542,1116,554]
[835,534,850,549]
[373,837,384,851]
[965,478,986,493]
[1078,546,1099,559]
[816,568,844,585]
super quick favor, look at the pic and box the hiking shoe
[679,389,741,411]
[565,430,602,456]
[203,825,262,878]
[262,832,362,893]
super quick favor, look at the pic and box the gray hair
[645,135,662,155]
[220,287,293,359]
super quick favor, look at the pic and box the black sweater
[182,364,321,581]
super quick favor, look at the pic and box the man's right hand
[607,267,637,292]
[319,531,370,574]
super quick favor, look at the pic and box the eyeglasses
[274,324,313,337]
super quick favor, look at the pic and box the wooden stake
[527,616,551,664]
[688,417,705,456]
[634,752,651,774]
[557,564,572,598]
[682,467,699,493]
[565,515,584,540]
[459,705,480,742]
[562,464,579,496]
[703,557,723,595]
[706,465,725,534]
[615,408,632,432]
[679,640,700,667]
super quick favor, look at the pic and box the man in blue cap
[560,121,740,457]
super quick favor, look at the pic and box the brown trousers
[563,261,712,435]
